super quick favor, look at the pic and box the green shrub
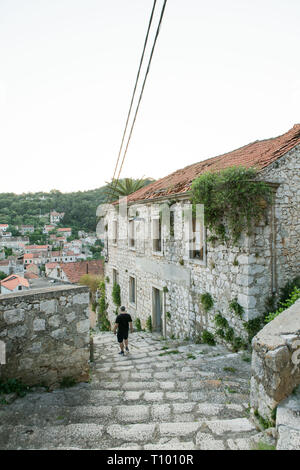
[146,316,152,332]
[98,281,110,331]
[232,336,247,352]
[134,318,142,331]
[191,166,271,243]
[229,298,244,318]
[0,378,30,397]
[278,276,300,304]
[202,330,216,346]
[254,441,276,451]
[200,293,214,312]
[216,328,225,338]
[112,283,121,307]
[225,327,234,342]
[214,313,228,329]
[265,287,300,323]
[254,409,273,430]
[159,350,179,356]
[59,377,77,389]
[244,317,263,343]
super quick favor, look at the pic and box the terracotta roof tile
[45,262,59,269]
[0,274,29,291]
[24,272,39,280]
[61,260,104,284]
[23,253,34,259]
[124,124,300,203]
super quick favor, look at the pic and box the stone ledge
[250,299,300,427]
[0,285,89,303]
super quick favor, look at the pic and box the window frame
[112,219,118,246]
[189,213,206,265]
[152,217,162,254]
[128,219,135,250]
[128,274,137,307]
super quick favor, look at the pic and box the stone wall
[250,299,300,425]
[276,384,300,450]
[0,285,90,388]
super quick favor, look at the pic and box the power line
[107,0,168,201]
[115,0,167,185]
[110,0,157,189]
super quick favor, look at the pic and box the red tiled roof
[0,274,29,291]
[61,260,104,284]
[51,251,62,257]
[23,253,34,259]
[24,272,39,280]
[57,228,71,232]
[45,262,59,269]
[124,124,300,203]
[26,245,49,250]
[0,260,9,266]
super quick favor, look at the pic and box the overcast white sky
[0,0,299,194]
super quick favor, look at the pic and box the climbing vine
[98,281,110,331]
[191,166,272,243]
[112,283,121,307]
[200,292,214,312]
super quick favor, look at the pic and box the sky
[0,0,299,194]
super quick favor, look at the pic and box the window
[128,220,135,248]
[112,220,118,245]
[152,218,162,252]
[129,276,136,305]
[189,214,205,261]
[170,210,175,238]
[113,268,119,285]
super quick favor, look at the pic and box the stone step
[0,416,259,450]
[0,401,249,427]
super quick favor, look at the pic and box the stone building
[102,125,300,342]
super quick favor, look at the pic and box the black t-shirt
[115,313,132,332]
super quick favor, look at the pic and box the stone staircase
[0,332,276,450]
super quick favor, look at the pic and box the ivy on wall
[112,283,121,307]
[98,281,110,331]
[191,166,272,243]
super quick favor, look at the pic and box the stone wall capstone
[0,285,90,388]
[250,299,300,425]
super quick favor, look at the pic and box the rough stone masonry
[0,285,90,388]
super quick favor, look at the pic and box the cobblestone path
[0,332,276,450]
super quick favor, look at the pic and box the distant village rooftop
[123,124,300,204]
[0,274,29,292]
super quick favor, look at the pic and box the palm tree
[105,177,153,201]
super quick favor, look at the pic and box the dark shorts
[117,330,129,343]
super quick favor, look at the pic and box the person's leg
[117,332,125,354]
[124,332,129,351]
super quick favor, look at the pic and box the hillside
[0,179,154,233]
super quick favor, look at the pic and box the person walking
[113,306,133,356]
